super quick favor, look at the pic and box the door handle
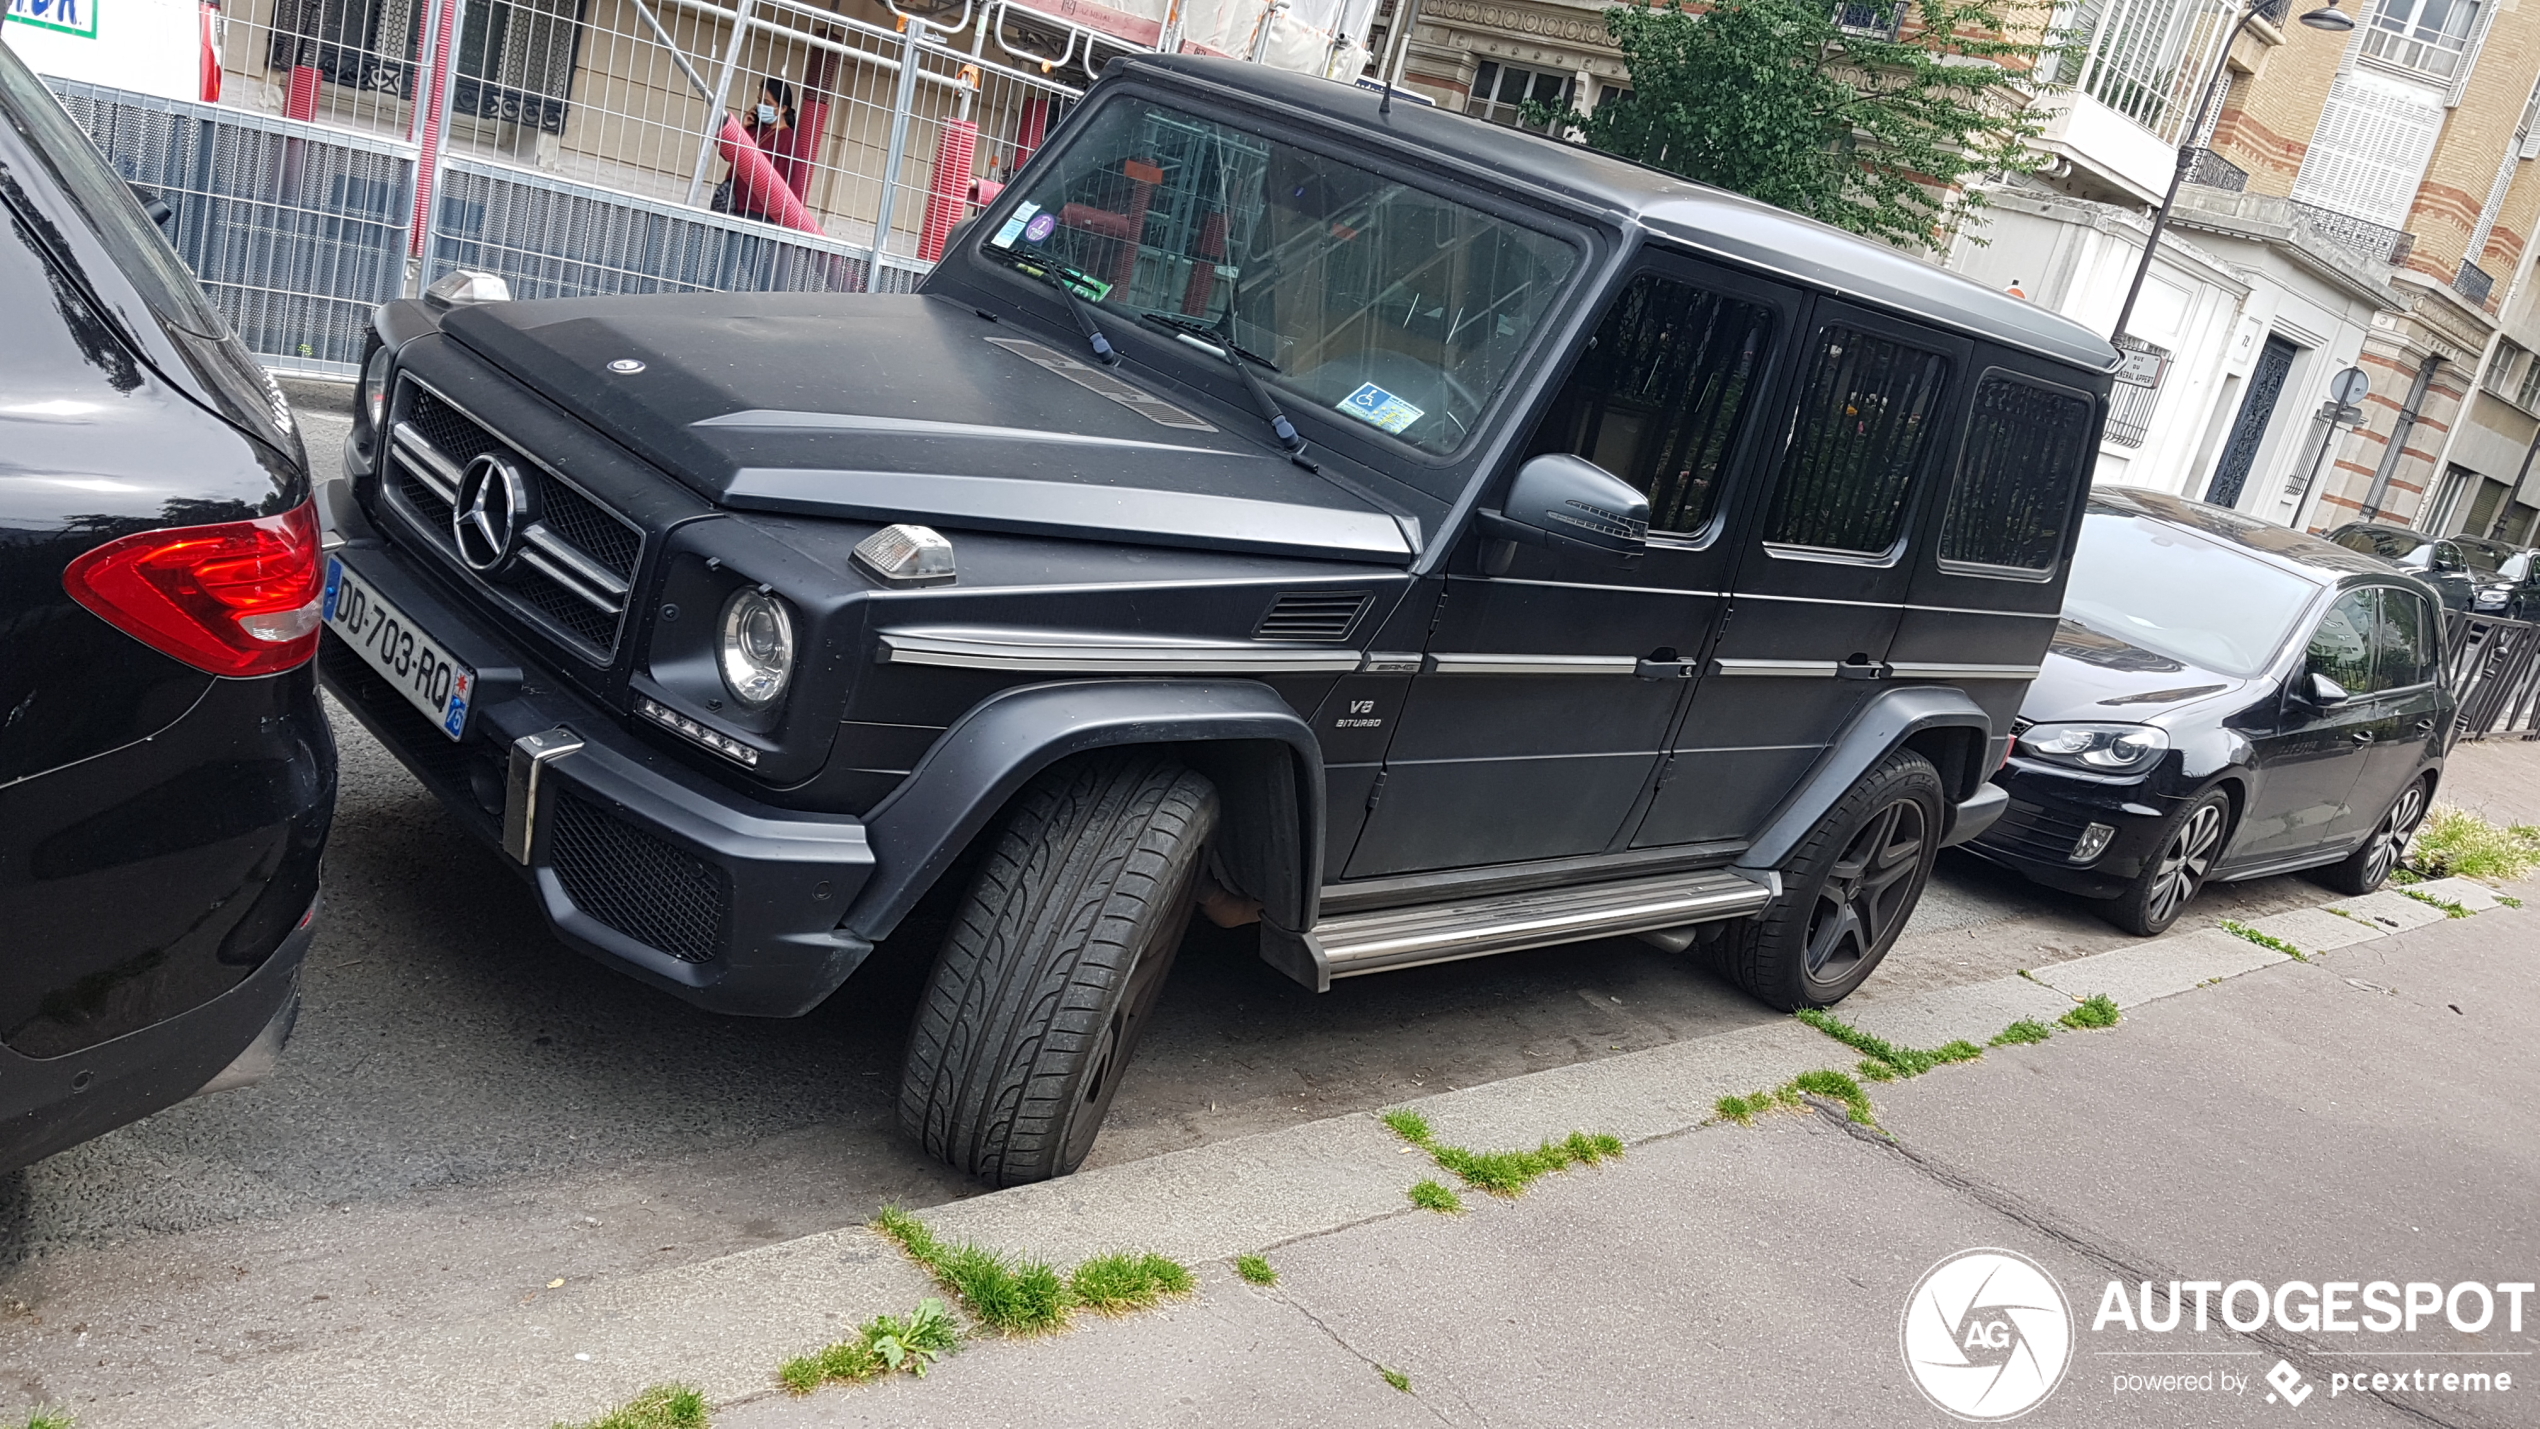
[2352,730,2375,744]
[1634,657,1698,681]
[2414,719,2435,734]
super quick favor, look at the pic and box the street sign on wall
[4,0,204,103]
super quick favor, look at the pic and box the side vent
[1254,590,1371,643]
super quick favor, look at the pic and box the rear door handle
[2414,719,2435,734]
[2352,730,2375,744]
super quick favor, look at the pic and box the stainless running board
[1291,866,1775,987]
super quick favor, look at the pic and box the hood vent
[1255,591,1371,643]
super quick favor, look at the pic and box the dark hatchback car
[1971,490,2447,933]
[2324,521,2528,617]
[0,45,333,1171]
[326,54,2115,1185]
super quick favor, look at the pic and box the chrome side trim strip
[1426,652,1639,676]
[877,627,1364,674]
[1711,658,1842,677]
[391,423,462,500]
[1313,867,1773,978]
[1887,662,2042,681]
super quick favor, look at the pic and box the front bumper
[319,540,876,1017]
[1963,761,2184,900]
[0,903,311,1175]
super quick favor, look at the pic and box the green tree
[1539,0,2059,252]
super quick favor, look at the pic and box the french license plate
[323,558,475,741]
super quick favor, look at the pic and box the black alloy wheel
[1724,747,1944,1010]
[2326,775,2432,895]
[2105,790,2230,936]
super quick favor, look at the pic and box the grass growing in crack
[2503,893,2527,909]
[1794,1009,1983,1077]
[1990,1018,2054,1047]
[1069,1253,1195,1315]
[552,1383,707,1429]
[1235,1253,1279,1286]
[2408,805,2540,882]
[1381,1367,1412,1392]
[2059,993,2121,1030]
[1378,1110,1624,1198]
[20,1413,71,1429]
[1718,1071,1872,1124]
[2220,919,2309,962]
[2389,866,2423,885]
[1408,1178,1464,1213]
[1791,1068,1874,1123]
[2395,886,2475,918]
[779,1299,959,1394]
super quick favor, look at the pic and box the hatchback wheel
[2104,790,2230,936]
[2324,776,2431,896]
[1724,748,1942,1010]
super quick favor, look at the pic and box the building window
[1832,1,1901,39]
[2486,341,2526,398]
[2291,72,2446,230]
[2363,0,2482,82]
[1527,274,1777,535]
[1469,61,1572,131]
[1941,375,2094,573]
[2518,353,2540,412]
[1765,325,1951,556]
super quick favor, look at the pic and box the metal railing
[2454,259,2496,308]
[2183,146,2247,192]
[2290,200,2414,266]
[2444,609,2540,740]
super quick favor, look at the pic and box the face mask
[756,103,778,126]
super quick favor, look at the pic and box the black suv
[321,56,2114,1184]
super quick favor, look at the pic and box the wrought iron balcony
[1831,1,1902,39]
[2456,260,2496,307]
[2184,148,2249,193]
[2290,201,2414,266]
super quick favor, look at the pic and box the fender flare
[843,678,1325,943]
[1734,686,1998,874]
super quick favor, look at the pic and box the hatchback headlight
[718,587,795,709]
[2016,721,2169,774]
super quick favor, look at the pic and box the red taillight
[62,501,323,677]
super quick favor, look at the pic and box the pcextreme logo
[1902,1249,2075,1421]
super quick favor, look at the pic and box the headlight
[2016,721,2169,774]
[717,588,795,709]
[359,341,393,434]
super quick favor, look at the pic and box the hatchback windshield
[2063,511,2319,677]
[981,96,1579,463]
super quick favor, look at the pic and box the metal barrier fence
[46,78,416,376]
[2445,609,2540,740]
[42,0,1090,368]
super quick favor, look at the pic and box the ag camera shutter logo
[1902,1249,2074,1420]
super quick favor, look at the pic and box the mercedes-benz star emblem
[453,453,533,571]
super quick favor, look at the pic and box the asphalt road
[0,395,2345,1411]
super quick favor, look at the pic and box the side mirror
[2301,672,2351,707]
[1476,454,1649,573]
[127,181,174,233]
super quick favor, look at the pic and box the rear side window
[1527,274,1775,534]
[1765,325,1950,555]
[1939,374,2094,573]
[2308,591,2375,693]
[2372,587,2439,688]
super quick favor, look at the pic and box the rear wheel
[1724,749,1943,1011]
[897,750,1218,1186]
[2323,775,2431,896]
[2103,789,2230,936]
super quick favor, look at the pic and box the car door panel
[2351,585,2444,830]
[2233,589,2374,862]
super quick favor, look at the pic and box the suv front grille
[1255,591,1371,642]
[382,377,644,662]
[547,786,729,963]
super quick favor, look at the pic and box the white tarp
[1002,0,1372,76]
[4,0,206,102]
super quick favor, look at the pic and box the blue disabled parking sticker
[1337,382,1424,435]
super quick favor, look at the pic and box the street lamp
[2108,1,2361,345]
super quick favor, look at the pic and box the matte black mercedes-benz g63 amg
[320,54,2117,1185]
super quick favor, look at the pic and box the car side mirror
[2300,672,2351,708]
[1476,454,1649,574]
[127,181,174,233]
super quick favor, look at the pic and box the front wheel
[2323,775,2431,896]
[1723,748,1943,1011]
[897,750,1218,1187]
[2102,789,2230,936]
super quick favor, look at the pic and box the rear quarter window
[1938,373,2095,575]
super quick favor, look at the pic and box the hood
[440,292,1414,561]
[2020,618,2252,724]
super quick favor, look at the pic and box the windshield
[981,96,1579,466]
[2063,511,2319,678]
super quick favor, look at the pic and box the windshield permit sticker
[985,337,1218,432]
[990,201,1040,250]
[1337,382,1423,435]
[1023,212,1058,244]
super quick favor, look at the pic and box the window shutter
[2293,72,2446,228]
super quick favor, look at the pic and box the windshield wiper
[1136,311,1306,455]
[997,252,1120,366]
